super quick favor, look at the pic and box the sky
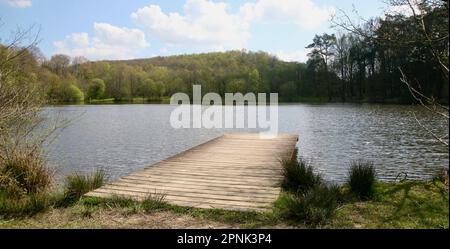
[0,0,392,62]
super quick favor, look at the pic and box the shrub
[348,160,376,200]
[59,170,104,206]
[52,83,84,103]
[278,184,342,225]
[281,158,322,194]
[0,150,52,198]
[69,84,84,102]
[0,191,51,218]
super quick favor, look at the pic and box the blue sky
[0,0,390,62]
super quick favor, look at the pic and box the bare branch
[412,111,449,146]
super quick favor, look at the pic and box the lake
[44,104,449,184]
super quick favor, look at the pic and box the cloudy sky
[0,0,389,62]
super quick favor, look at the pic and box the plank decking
[85,133,298,212]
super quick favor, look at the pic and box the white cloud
[52,0,334,60]
[69,33,90,47]
[385,0,422,17]
[130,0,333,52]
[53,23,149,60]
[240,0,334,29]
[131,0,250,51]
[273,48,311,62]
[4,0,32,8]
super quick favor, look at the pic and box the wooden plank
[85,133,298,212]
[129,171,282,184]
[149,164,283,173]
[134,168,283,179]
[121,175,280,188]
[99,184,276,203]
[109,181,280,196]
[117,176,281,191]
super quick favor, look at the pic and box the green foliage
[58,170,105,206]
[279,81,298,101]
[329,179,449,228]
[3,2,449,104]
[0,191,51,218]
[87,78,105,100]
[137,78,155,99]
[281,158,322,194]
[226,78,246,93]
[86,195,136,208]
[49,82,84,103]
[154,81,165,98]
[348,161,377,200]
[278,157,344,226]
[248,68,260,93]
[276,184,343,225]
[68,84,84,102]
[141,194,168,212]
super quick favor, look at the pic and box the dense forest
[1,1,448,104]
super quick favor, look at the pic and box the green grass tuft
[57,170,105,207]
[348,160,376,200]
[141,193,168,212]
[276,184,343,226]
[0,190,51,218]
[281,158,322,194]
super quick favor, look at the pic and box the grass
[165,206,276,228]
[348,160,377,200]
[0,150,52,197]
[57,170,105,207]
[281,158,322,194]
[275,184,343,225]
[0,191,52,218]
[0,176,447,228]
[79,194,275,228]
[278,157,344,225]
[0,153,448,228]
[0,169,105,218]
[0,150,54,218]
[328,180,449,228]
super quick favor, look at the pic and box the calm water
[44,104,449,184]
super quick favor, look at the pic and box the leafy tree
[137,78,156,99]
[154,81,165,98]
[306,33,337,100]
[87,78,105,100]
[68,84,84,102]
[280,81,298,101]
[248,69,260,93]
[226,78,246,93]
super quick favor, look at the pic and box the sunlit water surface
[44,104,449,184]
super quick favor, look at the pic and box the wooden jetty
[85,133,298,212]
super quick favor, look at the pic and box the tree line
[1,1,447,104]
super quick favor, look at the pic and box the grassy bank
[0,178,447,228]
[0,162,448,229]
[328,180,449,228]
